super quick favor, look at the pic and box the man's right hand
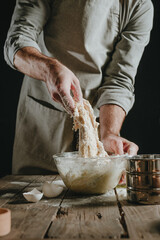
[45,59,82,115]
[14,46,83,115]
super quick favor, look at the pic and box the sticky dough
[73,99,108,158]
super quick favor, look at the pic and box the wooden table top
[0,175,160,240]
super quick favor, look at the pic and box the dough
[73,99,108,158]
[55,99,126,194]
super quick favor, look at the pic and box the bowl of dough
[53,152,128,195]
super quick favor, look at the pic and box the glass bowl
[53,152,128,194]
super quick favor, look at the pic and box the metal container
[126,154,160,204]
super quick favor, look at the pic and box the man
[4,0,153,174]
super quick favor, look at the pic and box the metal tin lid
[126,154,160,173]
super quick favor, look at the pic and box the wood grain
[116,188,160,239]
[1,175,64,239]
[47,189,124,239]
[0,175,41,206]
[121,202,160,239]
[1,175,159,239]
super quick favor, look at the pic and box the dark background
[1,0,160,176]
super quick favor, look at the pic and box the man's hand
[14,47,83,114]
[45,59,82,115]
[101,133,139,155]
[100,104,139,155]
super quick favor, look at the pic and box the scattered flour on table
[116,187,127,200]
[1,193,15,198]
[10,181,29,186]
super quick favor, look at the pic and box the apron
[12,91,75,174]
[12,0,120,174]
[10,0,153,174]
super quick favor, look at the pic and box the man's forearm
[99,104,125,139]
[14,46,57,82]
[13,46,82,113]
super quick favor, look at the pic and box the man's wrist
[42,57,59,81]
[99,104,125,139]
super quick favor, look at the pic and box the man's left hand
[101,133,139,155]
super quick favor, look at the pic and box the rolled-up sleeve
[96,0,154,114]
[4,0,51,69]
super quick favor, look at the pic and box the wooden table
[0,175,160,240]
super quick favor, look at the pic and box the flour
[116,188,127,200]
[10,181,28,186]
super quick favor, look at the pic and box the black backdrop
[1,0,160,176]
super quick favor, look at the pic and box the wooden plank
[5,176,159,239]
[3,201,59,240]
[0,175,14,188]
[47,189,124,239]
[121,203,160,239]
[2,175,66,240]
[0,175,27,189]
[116,187,160,239]
[0,175,41,207]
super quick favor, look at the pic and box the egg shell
[23,188,43,202]
[42,181,64,198]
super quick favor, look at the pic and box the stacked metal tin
[126,154,160,204]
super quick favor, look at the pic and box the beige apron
[12,91,74,174]
[4,0,153,174]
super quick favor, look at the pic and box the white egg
[53,180,66,188]
[23,188,43,202]
[42,181,64,198]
